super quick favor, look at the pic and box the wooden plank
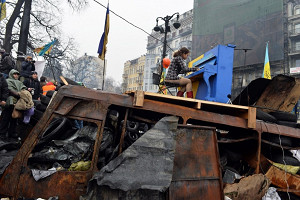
[248,107,256,129]
[60,76,69,85]
[265,165,300,197]
[127,91,255,128]
[279,79,300,111]
[133,90,144,107]
[256,75,300,112]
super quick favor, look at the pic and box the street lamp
[153,13,181,77]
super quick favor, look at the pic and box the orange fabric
[42,84,56,95]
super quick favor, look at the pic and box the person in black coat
[21,56,35,82]
[0,49,15,79]
[0,73,10,139]
[0,73,9,107]
[23,71,41,100]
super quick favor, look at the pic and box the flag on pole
[262,43,271,79]
[34,39,57,56]
[98,4,109,60]
[0,0,6,21]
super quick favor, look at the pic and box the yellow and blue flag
[34,39,56,56]
[262,43,271,79]
[0,0,6,21]
[98,4,109,60]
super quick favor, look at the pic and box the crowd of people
[0,49,57,139]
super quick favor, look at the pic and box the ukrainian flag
[0,0,6,21]
[34,39,56,56]
[263,43,271,79]
[98,4,109,60]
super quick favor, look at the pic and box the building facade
[122,55,145,92]
[192,0,294,98]
[143,10,193,93]
[288,0,300,77]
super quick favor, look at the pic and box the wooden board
[127,90,256,129]
[60,76,69,85]
[256,75,300,112]
[265,165,300,196]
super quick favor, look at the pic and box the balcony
[179,28,192,37]
[122,73,128,78]
[179,40,192,49]
[137,69,143,74]
[289,28,300,38]
[288,48,300,56]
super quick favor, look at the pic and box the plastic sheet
[31,168,57,181]
[88,116,178,192]
[262,187,281,200]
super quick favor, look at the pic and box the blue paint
[186,44,235,103]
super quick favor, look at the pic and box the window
[295,6,300,15]
[296,41,300,51]
[295,24,300,34]
[296,59,300,67]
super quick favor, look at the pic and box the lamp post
[153,13,181,78]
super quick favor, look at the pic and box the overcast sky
[62,0,194,83]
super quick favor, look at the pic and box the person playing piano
[165,47,198,98]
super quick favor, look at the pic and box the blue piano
[185,44,235,103]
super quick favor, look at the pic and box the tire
[127,131,139,142]
[138,123,149,133]
[277,120,297,128]
[263,134,293,147]
[269,111,297,122]
[34,117,68,150]
[46,90,56,98]
[268,154,300,166]
[256,109,277,123]
[126,121,139,132]
[40,95,51,106]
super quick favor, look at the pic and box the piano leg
[203,71,216,101]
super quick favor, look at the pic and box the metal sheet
[170,126,224,200]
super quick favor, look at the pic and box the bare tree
[64,54,104,89]
[0,0,88,54]
[104,77,122,94]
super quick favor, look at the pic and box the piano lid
[192,53,216,68]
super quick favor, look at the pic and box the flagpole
[102,57,106,90]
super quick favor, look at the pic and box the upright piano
[185,44,235,103]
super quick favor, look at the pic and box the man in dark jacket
[23,71,41,100]
[0,49,15,79]
[0,73,9,107]
[21,56,35,82]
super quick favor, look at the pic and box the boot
[187,91,193,98]
[177,91,184,97]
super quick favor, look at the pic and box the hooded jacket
[6,69,27,105]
